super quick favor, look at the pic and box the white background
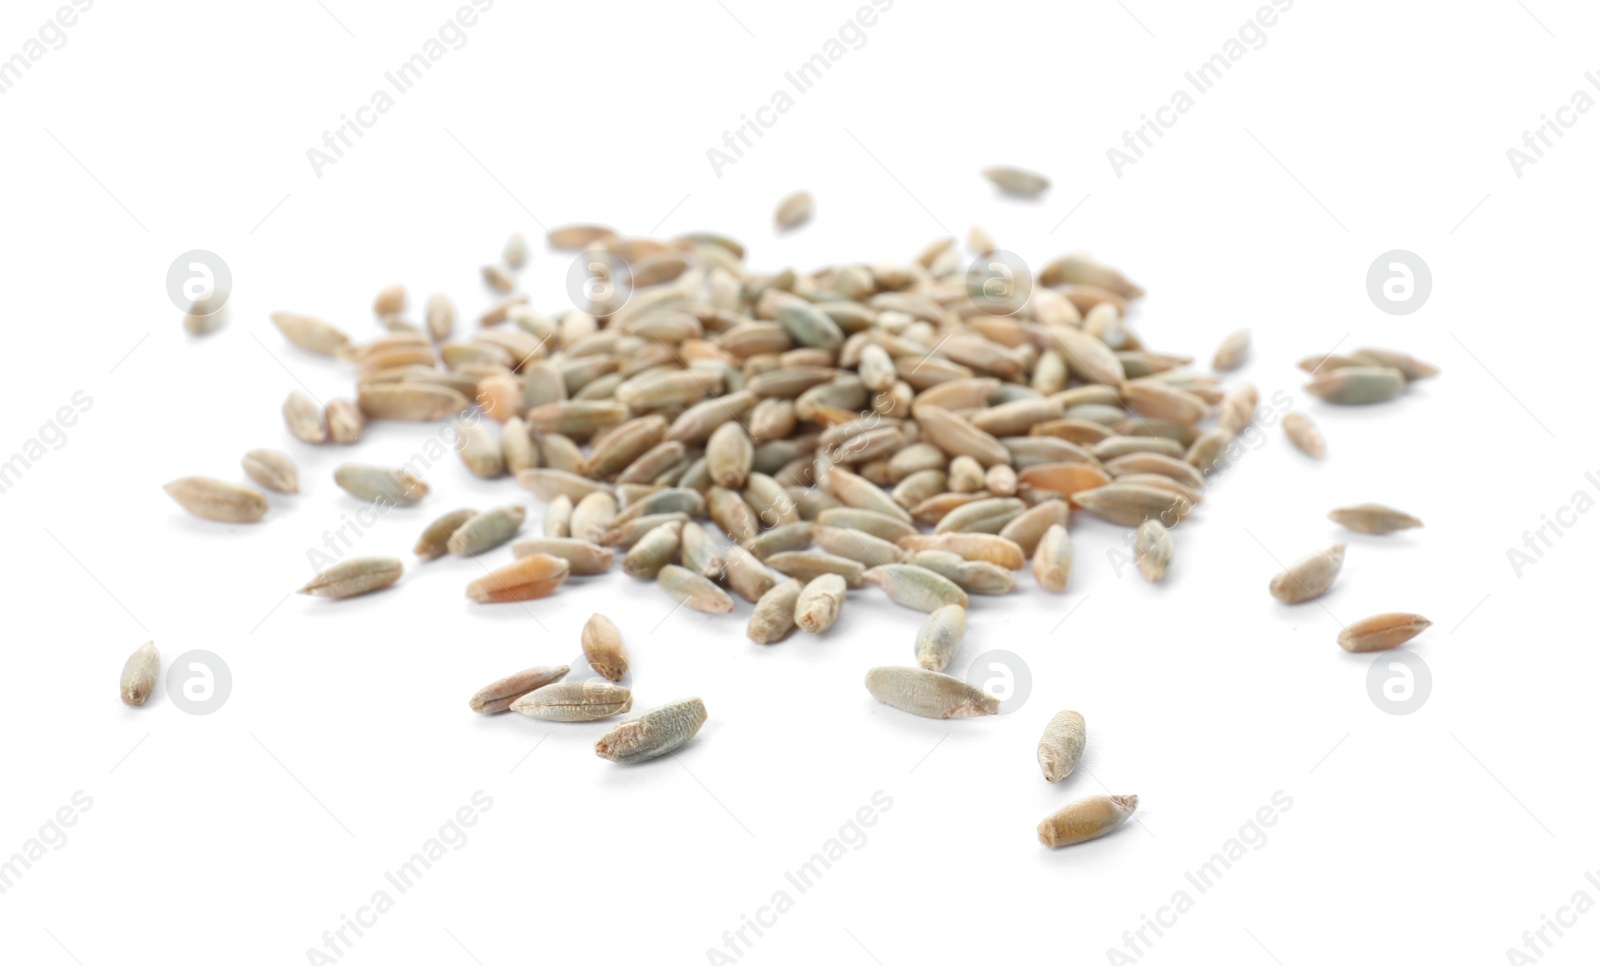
[0,1,1593,963]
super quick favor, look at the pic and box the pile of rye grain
[147,173,1438,846]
